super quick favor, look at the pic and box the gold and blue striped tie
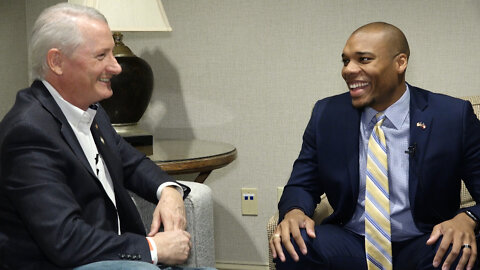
[365,113,392,270]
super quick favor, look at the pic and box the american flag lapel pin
[416,122,426,129]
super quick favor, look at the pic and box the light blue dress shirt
[344,85,423,241]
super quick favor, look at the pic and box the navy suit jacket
[279,84,480,234]
[0,80,189,269]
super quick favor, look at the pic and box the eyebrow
[341,51,374,58]
[356,51,373,55]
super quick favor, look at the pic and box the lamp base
[100,32,154,125]
[114,124,153,155]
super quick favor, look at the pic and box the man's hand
[269,209,316,262]
[148,186,186,236]
[151,230,191,265]
[426,212,477,270]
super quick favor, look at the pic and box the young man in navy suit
[270,22,480,270]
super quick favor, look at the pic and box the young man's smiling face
[341,29,407,112]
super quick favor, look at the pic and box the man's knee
[273,228,318,270]
[395,234,480,269]
[275,225,367,270]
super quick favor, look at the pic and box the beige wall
[0,1,28,117]
[0,0,61,117]
[1,0,479,268]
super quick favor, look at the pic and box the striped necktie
[365,113,392,270]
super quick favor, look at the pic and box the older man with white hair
[0,3,214,270]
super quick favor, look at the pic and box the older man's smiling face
[59,17,122,110]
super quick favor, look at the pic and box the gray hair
[30,3,108,80]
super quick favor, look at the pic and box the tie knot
[375,112,386,126]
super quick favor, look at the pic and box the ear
[395,53,408,74]
[46,48,63,75]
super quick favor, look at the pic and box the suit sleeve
[1,121,152,267]
[458,101,480,218]
[278,100,325,221]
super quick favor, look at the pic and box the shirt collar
[363,83,410,129]
[42,80,97,134]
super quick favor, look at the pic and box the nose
[342,61,360,80]
[107,53,122,75]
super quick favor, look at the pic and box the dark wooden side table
[148,139,237,183]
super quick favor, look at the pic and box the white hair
[30,3,108,80]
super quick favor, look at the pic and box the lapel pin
[100,137,105,144]
[416,122,426,130]
[95,124,99,129]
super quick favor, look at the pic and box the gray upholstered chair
[132,181,215,268]
[266,95,480,270]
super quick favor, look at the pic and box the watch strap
[464,210,480,234]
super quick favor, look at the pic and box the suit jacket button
[137,254,142,260]
[126,254,132,260]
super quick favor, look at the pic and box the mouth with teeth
[98,77,113,89]
[348,81,370,98]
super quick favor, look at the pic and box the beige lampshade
[68,0,172,32]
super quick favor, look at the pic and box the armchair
[266,95,480,270]
[132,181,215,268]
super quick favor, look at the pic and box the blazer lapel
[90,120,123,184]
[408,85,433,211]
[91,119,146,234]
[329,94,361,208]
[31,80,96,178]
[344,107,361,205]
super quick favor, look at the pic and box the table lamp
[68,0,172,154]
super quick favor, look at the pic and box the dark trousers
[274,224,479,270]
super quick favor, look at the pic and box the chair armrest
[131,181,215,268]
[179,181,215,268]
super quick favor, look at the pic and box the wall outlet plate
[241,188,258,216]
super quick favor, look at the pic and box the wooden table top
[148,139,237,180]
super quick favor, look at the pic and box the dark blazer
[279,84,480,234]
[0,80,189,269]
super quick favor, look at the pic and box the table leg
[195,171,212,183]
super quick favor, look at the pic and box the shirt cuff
[146,237,158,264]
[156,182,183,200]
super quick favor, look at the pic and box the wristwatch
[464,210,480,234]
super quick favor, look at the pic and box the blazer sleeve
[278,100,326,221]
[458,100,480,218]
